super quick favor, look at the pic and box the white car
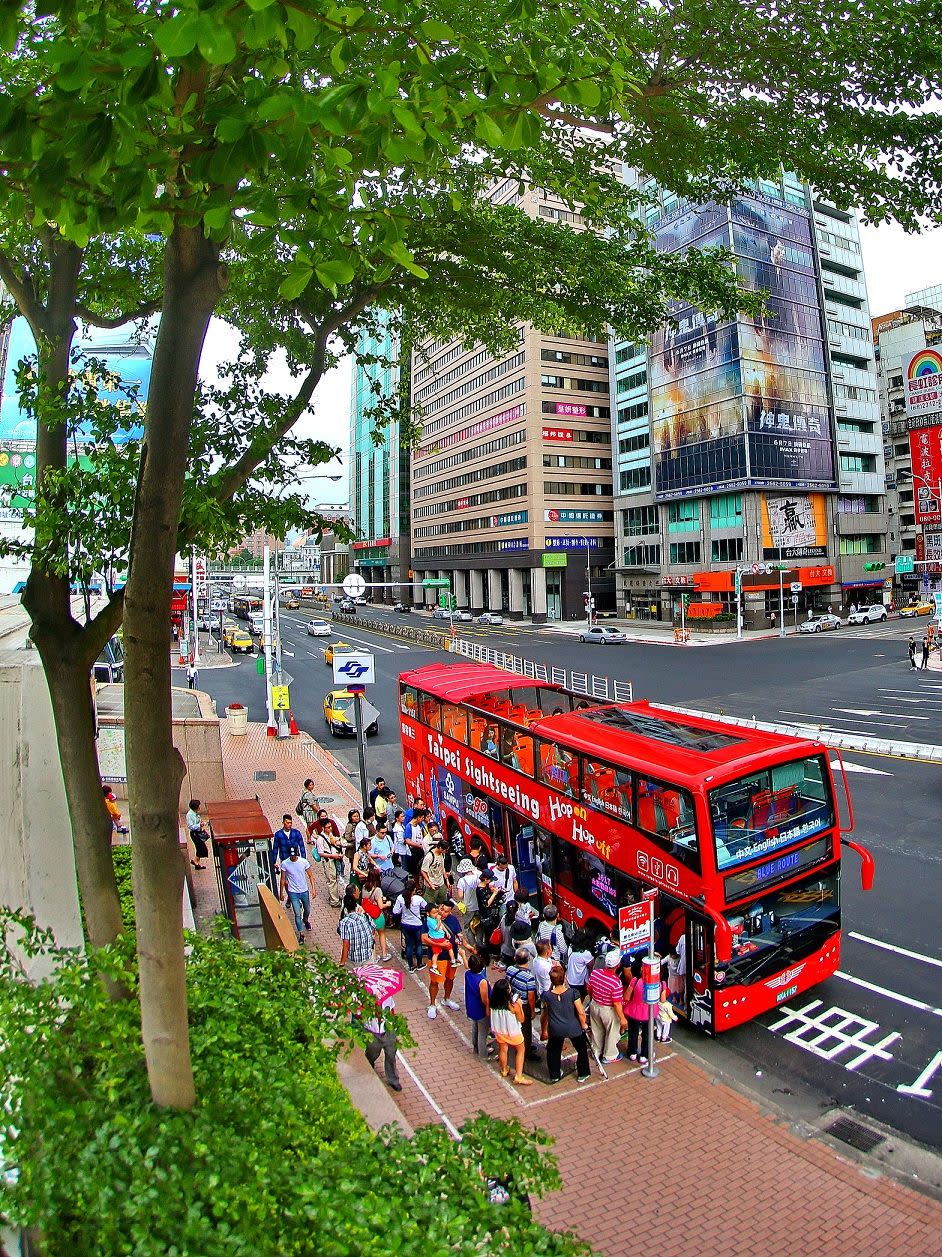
[431,607,452,620]
[846,603,888,625]
[306,619,331,637]
[455,610,473,622]
[475,612,503,626]
[798,613,843,634]
[579,625,628,644]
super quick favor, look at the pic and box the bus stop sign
[619,902,651,954]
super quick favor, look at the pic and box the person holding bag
[541,964,591,1084]
[361,869,393,962]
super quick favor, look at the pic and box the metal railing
[446,636,633,702]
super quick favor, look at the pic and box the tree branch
[0,245,46,335]
[75,301,161,329]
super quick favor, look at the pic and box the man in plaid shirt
[338,901,376,966]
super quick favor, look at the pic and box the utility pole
[272,553,289,738]
[735,567,743,640]
[263,544,275,735]
[586,538,593,629]
[190,546,201,666]
[778,565,786,638]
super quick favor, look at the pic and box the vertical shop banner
[908,427,942,524]
[904,347,942,421]
[761,492,828,559]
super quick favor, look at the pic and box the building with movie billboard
[613,173,889,627]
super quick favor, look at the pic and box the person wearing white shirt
[533,939,554,997]
[393,881,428,971]
[279,847,317,943]
[489,854,517,904]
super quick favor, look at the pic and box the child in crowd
[532,938,554,998]
[489,976,531,1086]
[656,985,678,1043]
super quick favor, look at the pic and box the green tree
[2,0,941,1110]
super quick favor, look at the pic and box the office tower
[871,294,942,598]
[408,183,614,621]
[349,311,411,601]
[612,173,887,627]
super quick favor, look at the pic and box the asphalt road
[188,607,942,1152]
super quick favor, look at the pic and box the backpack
[295,799,305,818]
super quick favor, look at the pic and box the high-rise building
[612,173,888,627]
[409,183,614,621]
[349,311,411,602]
[871,295,942,599]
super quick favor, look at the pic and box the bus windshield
[719,871,839,987]
[710,755,833,871]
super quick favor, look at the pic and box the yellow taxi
[323,689,379,737]
[221,621,239,646]
[899,601,934,617]
[324,640,353,665]
[228,629,255,653]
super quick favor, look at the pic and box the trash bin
[226,703,248,734]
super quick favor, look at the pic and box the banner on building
[908,427,942,524]
[904,347,942,421]
[761,492,828,559]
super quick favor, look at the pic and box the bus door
[686,915,716,1034]
[506,813,540,905]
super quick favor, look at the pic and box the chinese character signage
[491,510,528,527]
[925,532,942,563]
[544,535,603,550]
[904,347,942,421]
[761,492,828,559]
[498,538,528,551]
[551,403,587,417]
[650,197,836,500]
[908,427,942,524]
[541,425,574,441]
[428,404,523,453]
[544,509,605,523]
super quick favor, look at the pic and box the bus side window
[419,694,441,731]
[582,757,632,821]
[400,686,418,719]
[537,740,575,796]
[637,777,699,870]
[506,731,534,777]
[441,703,468,743]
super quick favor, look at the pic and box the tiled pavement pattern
[185,720,942,1257]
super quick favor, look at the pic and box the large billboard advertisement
[903,346,942,421]
[0,318,153,444]
[651,196,836,500]
[761,492,828,559]
[908,426,942,524]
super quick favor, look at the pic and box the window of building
[617,401,649,426]
[543,455,613,470]
[709,493,743,528]
[618,431,650,454]
[623,505,658,535]
[667,500,699,532]
[839,453,877,473]
[711,537,744,562]
[669,541,701,564]
[623,543,661,567]
[838,495,880,513]
[619,467,651,492]
[541,374,609,393]
[837,419,875,435]
[616,368,647,394]
[838,535,882,555]
[615,344,643,363]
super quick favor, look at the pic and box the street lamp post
[585,538,593,630]
[778,566,786,638]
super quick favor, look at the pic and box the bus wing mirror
[830,750,855,834]
[841,838,874,892]
[693,898,733,964]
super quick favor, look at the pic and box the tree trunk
[122,226,223,1109]
[20,238,125,953]
[33,639,126,949]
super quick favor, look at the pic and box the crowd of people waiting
[259,775,684,1093]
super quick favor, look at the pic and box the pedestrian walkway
[190,719,942,1257]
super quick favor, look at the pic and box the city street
[190,608,942,1151]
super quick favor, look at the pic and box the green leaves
[314,258,356,289]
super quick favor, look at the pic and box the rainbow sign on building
[904,346,942,421]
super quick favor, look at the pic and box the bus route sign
[619,902,652,954]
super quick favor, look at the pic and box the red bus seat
[512,737,534,776]
[750,790,774,830]
[470,717,486,750]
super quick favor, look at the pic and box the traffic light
[863,562,886,570]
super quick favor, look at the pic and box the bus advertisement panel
[399,661,871,1033]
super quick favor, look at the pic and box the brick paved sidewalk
[191,720,942,1257]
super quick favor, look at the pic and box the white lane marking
[879,696,942,705]
[829,758,892,776]
[396,1054,462,1139]
[835,970,942,1019]
[848,932,942,969]
[333,633,399,653]
[779,709,900,729]
[897,1051,942,1098]
[834,708,928,720]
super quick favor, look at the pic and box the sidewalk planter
[226,703,248,735]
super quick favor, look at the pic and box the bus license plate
[776,984,799,1003]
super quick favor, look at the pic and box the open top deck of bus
[400,661,825,789]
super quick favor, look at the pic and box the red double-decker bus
[398,661,874,1034]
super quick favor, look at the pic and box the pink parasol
[354,963,404,1007]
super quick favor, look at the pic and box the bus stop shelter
[206,799,275,949]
